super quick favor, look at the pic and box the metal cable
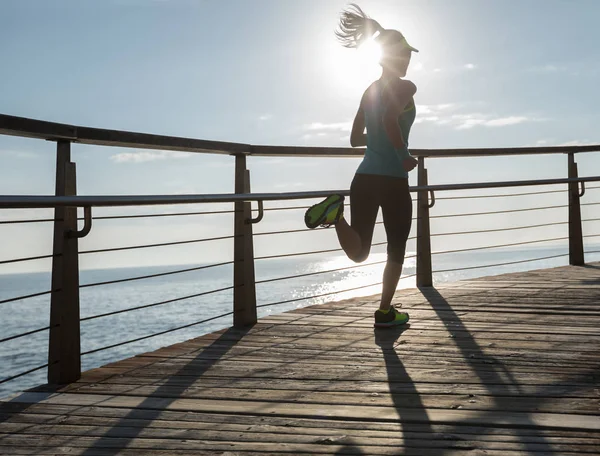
[432,253,569,274]
[256,255,416,286]
[0,289,54,305]
[0,253,56,266]
[0,363,51,385]
[434,188,568,201]
[431,221,567,237]
[430,204,568,220]
[0,208,239,225]
[91,209,236,221]
[582,201,600,206]
[583,233,600,238]
[0,325,53,344]
[254,227,313,236]
[264,205,310,212]
[80,261,233,288]
[80,234,236,255]
[81,311,234,356]
[255,247,344,261]
[0,218,55,225]
[80,285,235,322]
[254,241,398,261]
[583,217,600,223]
[257,273,417,309]
[431,236,569,256]
[255,260,387,285]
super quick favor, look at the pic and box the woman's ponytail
[335,3,383,48]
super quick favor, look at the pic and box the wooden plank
[3,403,599,440]
[6,392,600,431]
[33,384,600,415]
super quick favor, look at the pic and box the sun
[356,38,382,68]
[327,38,383,93]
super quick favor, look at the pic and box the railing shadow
[374,324,436,454]
[419,286,556,455]
[78,325,252,455]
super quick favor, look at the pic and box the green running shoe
[374,306,410,328]
[304,194,345,229]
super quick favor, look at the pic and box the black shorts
[349,173,412,263]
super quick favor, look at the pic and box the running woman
[304,4,418,328]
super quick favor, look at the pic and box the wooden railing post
[416,157,433,287]
[48,140,81,384]
[568,153,585,266]
[233,154,257,327]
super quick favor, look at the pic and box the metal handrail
[2,176,600,209]
[2,114,599,157]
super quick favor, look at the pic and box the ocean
[1,244,599,399]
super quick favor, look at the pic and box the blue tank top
[356,79,416,179]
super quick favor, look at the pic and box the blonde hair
[335,4,383,48]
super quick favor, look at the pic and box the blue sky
[1,0,599,273]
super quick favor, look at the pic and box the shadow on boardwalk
[79,326,252,455]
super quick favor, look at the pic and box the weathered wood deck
[2,263,600,455]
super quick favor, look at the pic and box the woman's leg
[379,177,413,310]
[335,217,362,260]
[337,174,380,263]
[380,260,404,311]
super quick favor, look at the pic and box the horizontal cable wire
[583,217,600,223]
[255,227,316,236]
[431,221,567,237]
[255,260,387,285]
[90,209,236,221]
[583,233,600,238]
[0,363,51,385]
[80,261,233,288]
[80,234,236,255]
[257,273,417,309]
[432,253,569,274]
[581,201,600,206]
[264,205,309,212]
[0,218,56,225]
[0,289,54,305]
[81,311,234,356]
[0,325,54,344]
[255,236,413,262]
[256,255,417,286]
[81,285,235,322]
[0,253,56,266]
[434,188,568,201]
[431,236,569,256]
[430,204,568,220]
[256,247,344,261]
[0,208,240,224]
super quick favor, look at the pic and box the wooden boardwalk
[2,264,600,455]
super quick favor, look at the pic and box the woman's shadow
[373,324,437,454]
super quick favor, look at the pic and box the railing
[1,113,599,393]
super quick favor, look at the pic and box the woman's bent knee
[349,250,370,263]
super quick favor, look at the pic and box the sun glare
[327,38,382,93]
[357,39,382,67]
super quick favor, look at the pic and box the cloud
[258,114,273,121]
[464,63,477,70]
[304,121,352,132]
[534,139,595,147]
[415,104,546,130]
[453,114,545,130]
[529,64,567,73]
[1,149,39,159]
[110,150,189,163]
